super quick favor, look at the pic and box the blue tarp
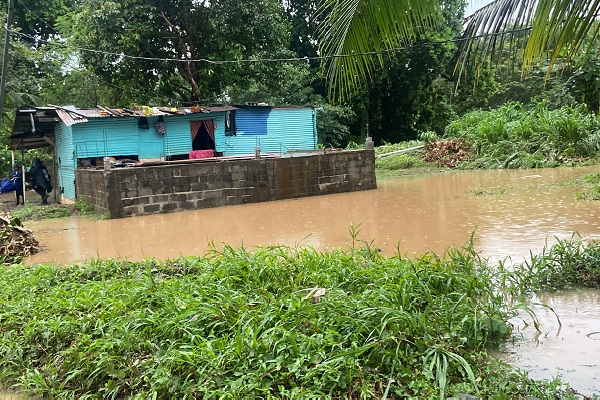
[0,177,17,193]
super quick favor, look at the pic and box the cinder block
[202,189,223,200]
[150,194,170,204]
[144,204,160,213]
[170,193,187,202]
[161,203,178,212]
[138,188,153,197]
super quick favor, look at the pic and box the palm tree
[317,0,600,99]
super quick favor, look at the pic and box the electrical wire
[8,26,535,65]
[15,0,53,28]
[10,0,599,66]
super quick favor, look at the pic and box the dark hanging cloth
[138,116,149,129]
[29,158,52,193]
[201,120,215,142]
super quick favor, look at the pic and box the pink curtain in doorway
[190,120,215,142]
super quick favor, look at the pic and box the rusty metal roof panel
[55,109,89,126]
[202,105,237,112]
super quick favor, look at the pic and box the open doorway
[191,120,215,151]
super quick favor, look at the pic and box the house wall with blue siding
[55,107,316,201]
[60,114,224,200]
[220,107,317,156]
[54,123,76,200]
[71,114,226,160]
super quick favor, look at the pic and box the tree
[339,0,465,143]
[0,0,74,42]
[61,0,291,105]
[283,0,327,97]
[317,0,600,100]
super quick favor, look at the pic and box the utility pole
[0,0,14,128]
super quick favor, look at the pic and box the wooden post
[21,163,25,203]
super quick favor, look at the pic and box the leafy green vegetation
[5,199,107,222]
[572,173,600,201]
[11,202,72,221]
[374,141,428,171]
[445,102,600,169]
[74,199,108,219]
[373,102,600,176]
[376,153,425,170]
[501,235,600,291]
[0,233,596,398]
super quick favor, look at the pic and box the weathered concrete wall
[76,150,376,219]
[74,166,111,214]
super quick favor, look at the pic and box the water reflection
[501,290,600,396]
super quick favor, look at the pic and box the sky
[465,0,496,15]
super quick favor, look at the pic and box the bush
[445,102,600,168]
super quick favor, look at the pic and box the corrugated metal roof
[234,104,315,110]
[54,105,237,126]
[56,109,89,126]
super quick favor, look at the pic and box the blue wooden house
[10,104,317,203]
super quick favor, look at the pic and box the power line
[9,26,535,65]
[15,0,54,31]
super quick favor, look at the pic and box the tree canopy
[0,0,598,150]
[60,0,291,105]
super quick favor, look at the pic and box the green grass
[376,153,427,170]
[11,202,72,220]
[466,187,508,197]
[0,232,595,398]
[373,140,443,177]
[502,235,600,291]
[559,172,600,201]
[373,102,600,173]
[8,199,108,222]
[573,173,600,200]
[373,140,424,156]
[74,199,109,219]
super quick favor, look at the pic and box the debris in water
[423,138,470,168]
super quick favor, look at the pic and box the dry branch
[0,213,40,263]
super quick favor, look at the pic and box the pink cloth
[189,150,215,159]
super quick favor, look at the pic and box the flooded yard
[500,289,600,396]
[25,166,600,264]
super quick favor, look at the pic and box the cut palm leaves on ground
[0,214,39,265]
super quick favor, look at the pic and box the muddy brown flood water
[24,165,600,395]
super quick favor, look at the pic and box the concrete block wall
[76,150,376,219]
[74,167,111,214]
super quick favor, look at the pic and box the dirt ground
[0,190,56,212]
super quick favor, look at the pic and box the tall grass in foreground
[0,237,595,398]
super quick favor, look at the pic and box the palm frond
[318,0,600,100]
[456,0,600,83]
[316,0,441,100]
